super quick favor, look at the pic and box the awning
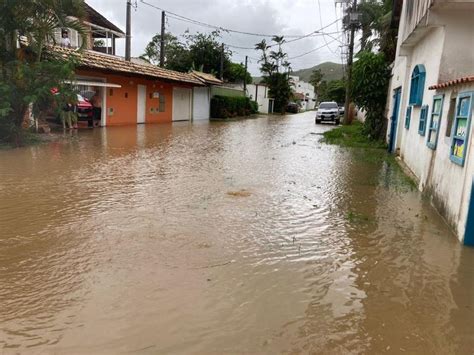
[65,80,122,88]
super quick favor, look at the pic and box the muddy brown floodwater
[0,111,473,354]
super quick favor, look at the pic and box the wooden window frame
[427,94,444,150]
[405,106,412,129]
[418,105,428,136]
[450,91,473,166]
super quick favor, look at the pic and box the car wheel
[315,119,321,124]
[335,119,340,125]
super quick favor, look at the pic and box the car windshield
[77,94,86,101]
[319,103,338,109]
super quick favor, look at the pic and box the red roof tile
[429,76,474,90]
[46,46,203,85]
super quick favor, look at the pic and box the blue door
[389,87,402,153]
[465,181,474,246]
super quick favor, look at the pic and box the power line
[317,0,340,56]
[288,33,344,60]
[140,0,339,38]
[223,30,343,51]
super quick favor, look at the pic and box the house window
[450,92,473,166]
[405,106,412,129]
[445,96,456,137]
[159,93,165,112]
[427,95,444,150]
[409,64,426,106]
[418,105,428,136]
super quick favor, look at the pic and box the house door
[192,87,210,120]
[137,84,146,124]
[388,87,402,153]
[465,181,474,246]
[172,87,192,121]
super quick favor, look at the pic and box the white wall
[388,3,474,242]
[193,87,210,120]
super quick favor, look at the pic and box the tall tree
[256,37,293,114]
[140,32,191,72]
[309,69,324,95]
[141,30,251,83]
[357,0,397,62]
[352,51,390,139]
[0,0,87,145]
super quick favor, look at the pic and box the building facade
[386,0,474,245]
[48,3,214,126]
[290,76,316,111]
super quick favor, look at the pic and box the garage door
[193,87,210,120]
[172,87,192,121]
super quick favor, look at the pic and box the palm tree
[357,0,397,62]
[29,0,87,61]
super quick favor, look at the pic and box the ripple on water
[0,113,473,353]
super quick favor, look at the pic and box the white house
[386,0,474,245]
[225,82,275,114]
[290,76,316,111]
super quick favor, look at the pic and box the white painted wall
[193,87,210,120]
[172,87,192,121]
[387,2,474,242]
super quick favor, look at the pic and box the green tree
[140,32,192,72]
[357,0,397,62]
[0,0,87,145]
[352,51,390,139]
[318,80,346,104]
[141,30,251,83]
[225,62,252,84]
[309,69,324,95]
[255,36,293,114]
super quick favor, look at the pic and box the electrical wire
[288,33,344,60]
[140,0,340,39]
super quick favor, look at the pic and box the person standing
[60,30,71,48]
[90,88,102,128]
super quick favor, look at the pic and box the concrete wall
[76,69,194,126]
[387,2,474,243]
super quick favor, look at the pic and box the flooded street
[1,111,473,354]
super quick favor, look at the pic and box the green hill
[290,62,344,83]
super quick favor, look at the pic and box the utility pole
[343,0,357,124]
[159,11,165,67]
[125,0,131,61]
[243,55,248,94]
[220,43,224,81]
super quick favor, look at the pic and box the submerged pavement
[1,111,473,353]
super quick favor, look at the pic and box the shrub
[352,51,390,139]
[210,95,257,118]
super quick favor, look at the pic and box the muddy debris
[226,190,252,197]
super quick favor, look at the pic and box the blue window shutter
[417,72,426,105]
[419,105,428,136]
[409,65,426,106]
[405,106,412,129]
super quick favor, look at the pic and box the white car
[315,101,341,125]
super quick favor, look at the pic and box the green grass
[321,122,387,149]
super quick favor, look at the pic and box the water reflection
[0,112,473,353]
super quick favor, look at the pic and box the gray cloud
[87,0,343,75]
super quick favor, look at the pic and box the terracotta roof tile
[429,76,474,90]
[46,46,203,85]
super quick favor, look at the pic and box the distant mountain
[292,62,344,83]
[252,62,344,84]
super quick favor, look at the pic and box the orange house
[48,46,203,126]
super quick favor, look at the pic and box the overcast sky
[87,0,346,75]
